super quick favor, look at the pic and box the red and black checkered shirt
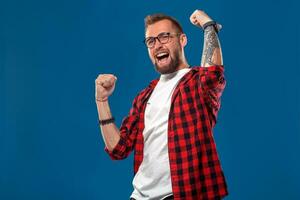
[105,65,228,200]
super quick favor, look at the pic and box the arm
[190,10,226,126]
[96,74,140,159]
[95,74,120,151]
[201,25,223,67]
[96,100,120,151]
[190,10,223,67]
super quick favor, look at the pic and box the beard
[153,48,182,74]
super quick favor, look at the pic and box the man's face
[145,19,187,74]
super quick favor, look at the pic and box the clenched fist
[95,74,117,102]
[190,10,213,28]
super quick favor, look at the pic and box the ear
[180,33,187,47]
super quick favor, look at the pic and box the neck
[177,59,190,70]
[177,52,189,70]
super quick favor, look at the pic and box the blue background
[1,0,299,199]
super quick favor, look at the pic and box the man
[95,10,228,200]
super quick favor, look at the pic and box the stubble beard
[153,49,182,74]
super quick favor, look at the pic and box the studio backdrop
[0,0,299,199]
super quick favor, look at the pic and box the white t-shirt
[130,68,191,200]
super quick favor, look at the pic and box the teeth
[156,52,168,58]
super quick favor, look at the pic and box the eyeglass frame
[143,32,182,48]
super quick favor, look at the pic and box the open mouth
[155,51,170,64]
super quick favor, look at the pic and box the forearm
[96,101,120,151]
[201,26,223,67]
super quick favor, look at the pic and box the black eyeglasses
[144,32,181,48]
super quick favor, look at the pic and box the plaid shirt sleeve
[104,95,140,160]
[198,65,226,126]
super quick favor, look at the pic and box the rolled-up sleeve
[198,65,226,126]
[104,96,140,160]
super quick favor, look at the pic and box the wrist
[95,97,108,102]
[99,117,115,126]
[202,21,222,33]
[96,100,109,109]
[96,100,113,121]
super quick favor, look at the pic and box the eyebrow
[145,32,168,39]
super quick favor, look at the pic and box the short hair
[144,13,184,34]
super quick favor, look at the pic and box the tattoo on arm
[201,26,222,66]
